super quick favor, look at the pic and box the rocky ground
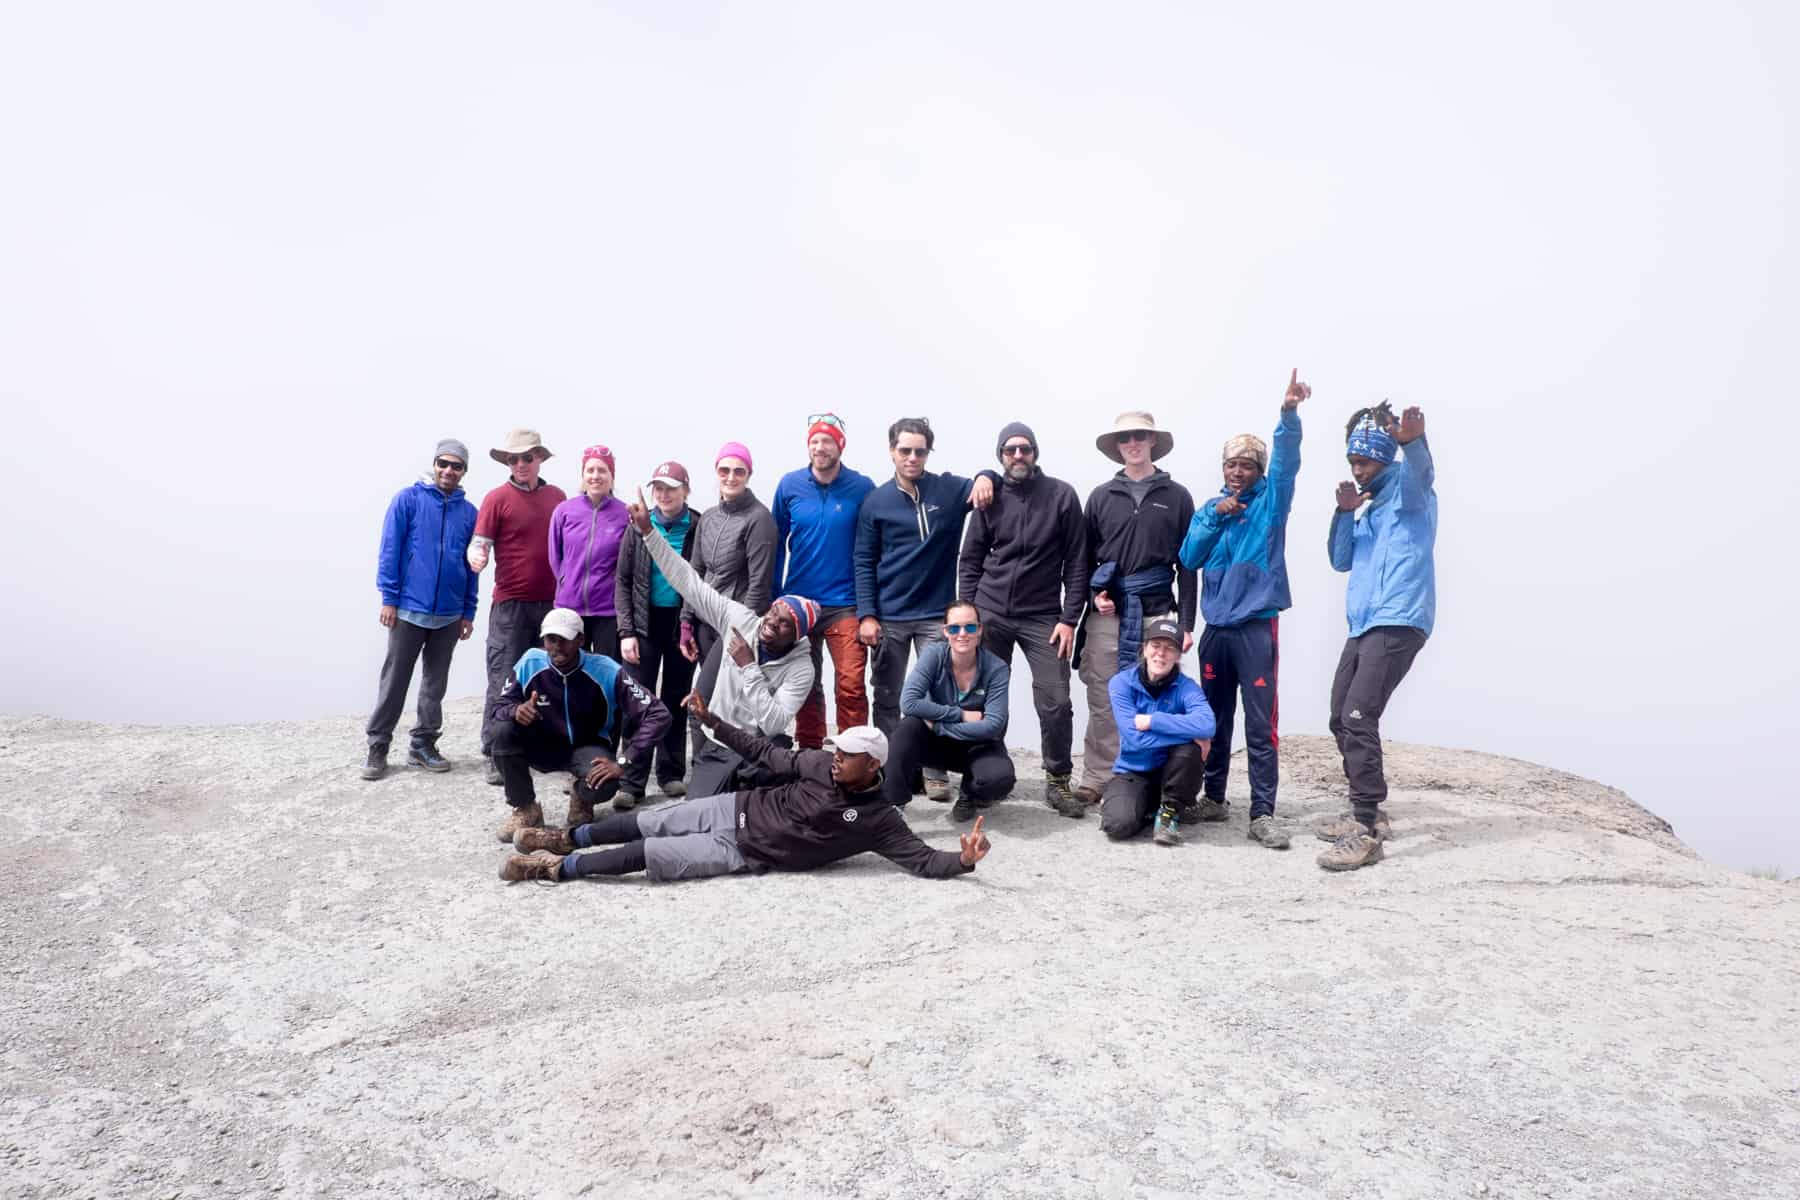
[2,700,1796,1199]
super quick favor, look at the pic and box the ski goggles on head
[805,413,846,432]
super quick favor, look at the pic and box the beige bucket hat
[1096,411,1174,463]
[490,428,554,465]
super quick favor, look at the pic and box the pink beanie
[715,441,753,474]
[582,444,615,474]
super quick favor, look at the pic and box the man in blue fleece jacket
[1178,369,1309,851]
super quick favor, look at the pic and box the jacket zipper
[580,505,599,612]
[433,491,448,615]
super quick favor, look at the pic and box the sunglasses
[806,413,846,431]
[434,458,466,471]
[944,622,980,635]
[1000,444,1035,457]
[896,446,930,458]
[1115,430,1154,444]
[506,453,539,466]
[717,465,748,478]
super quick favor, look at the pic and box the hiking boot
[613,788,642,812]
[1044,774,1086,818]
[1194,797,1229,822]
[360,748,389,781]
[566,792,596,829]
[925,777,952,803]
[660,780,687,798]
[1247,815,1291,850]
[951,793,979,821]
[499,850,564,883]
[1175,799,1204,826]
[407,744,452,773]
[1074,785,1102,807]
[515,826,575,855]
[1317,831,1384,872]
[496,802,544,843]
[1313,811,1391,842]
[1153,803,1183,846]
[484,757,503,786]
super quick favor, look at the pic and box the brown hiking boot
[498,850,564,883]
[496,802,545,843]
[1313,811,1391,843]
[1074,785,1102,807]
[1317,831,1384,871]
[566,791,596,829]
[515,827,574,855]
[1044,774,1086,818]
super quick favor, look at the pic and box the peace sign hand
[1282,367,1311,411]
[959,815,992,867]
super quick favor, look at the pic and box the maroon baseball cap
[648,460,690,487]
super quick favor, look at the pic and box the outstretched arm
[869,810,985,877]
[691,691,827,785]
[630,488,740,635]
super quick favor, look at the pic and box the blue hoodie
[377,480,480,621]
[1107,664,1216,775]
[771,465,877,608]
[1178,408,1300,628]
[1328,435,1436,637]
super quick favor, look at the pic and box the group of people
[365,371,1436,881]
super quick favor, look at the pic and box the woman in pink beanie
[684,441,779,749]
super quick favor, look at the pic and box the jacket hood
[413,476,466,502]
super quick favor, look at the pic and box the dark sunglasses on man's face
[435,458,466,471]
[1000,444,1035,457]
[944,622,980,635]
[896,446,930,458]
[717,465,748,478]
[507,453,537,466]
[1115,431,1153,444]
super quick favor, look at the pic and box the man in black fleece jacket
[498,692,992,883]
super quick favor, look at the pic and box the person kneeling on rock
[499,691,991,884]
[1100,615,1215,846]
[488,608,671,842]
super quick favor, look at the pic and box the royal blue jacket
[855,470,991,621]
[900,641,1011,742]
[488,648,670,761]
[1108,664,1216,775]
[1328,435,1436,637]
[377,480,480,621]
[771,465,877,608]
[1179,408,1300,628]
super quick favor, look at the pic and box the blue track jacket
[377,480,480,620]
[855,471,984,621]
[489,648,670,761]
[1108,665,1215,775]
[771,465,876,608]
[900,641,1011,742]
[1179,408,1300,628]
[1328,434,1436,637]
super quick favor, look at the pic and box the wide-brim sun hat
[1096,411,1174,463]
[490,428,554,465]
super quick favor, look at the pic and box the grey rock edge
[1,699,1795,1199]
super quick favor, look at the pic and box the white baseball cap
[540,608,583,642]
[833,726,889,765]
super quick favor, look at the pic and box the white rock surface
[2,700,1796,1198]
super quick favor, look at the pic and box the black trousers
[581,614,620,660]
[979,611,1074,777]
[365,618,461,752]
[1197,617,1280,818]
[689,730,793,799]
[689,623,720,766]
[622,605,695,792]
[1100,742,1206,840]
[482,599,552,756]
[489,720,619,810]
[881,717,1017,808]
[1328,625,1428,823]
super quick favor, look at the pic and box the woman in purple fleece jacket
[548,444,631,658]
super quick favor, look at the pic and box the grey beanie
[995,421,1038,459]
[435,438,470,463]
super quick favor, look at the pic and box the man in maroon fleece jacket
[498,693,991,884]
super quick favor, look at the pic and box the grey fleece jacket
[685,489,778,629]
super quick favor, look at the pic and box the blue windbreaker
[377,480,480,620]
[1328,435,1436,637]
[1107,665,1215,775]
[771,465,877,608]
[1179,408,1300,628]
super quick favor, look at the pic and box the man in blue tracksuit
[1100,615,1216,844]
[853,418,995,770]
[1178,370,1309,850]
[363,439,480,781]
[1315,402,1437,872]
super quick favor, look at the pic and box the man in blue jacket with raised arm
[362,439,480,781]
[1178,369,1309,851]
[1315,402,1437,872]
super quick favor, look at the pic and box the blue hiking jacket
[1108,664,1216,775]
[771,465,877,608]
[900,641,1011,743]
[377,480,480,620]
[1179,408,1300,628]
[855,471,986,621]
[1328,434,1436,637]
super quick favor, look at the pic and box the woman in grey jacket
[688,441,780,749]
[883,601,1016,820]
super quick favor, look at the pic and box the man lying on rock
[497,690,992,884]
[489,607,671,841]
